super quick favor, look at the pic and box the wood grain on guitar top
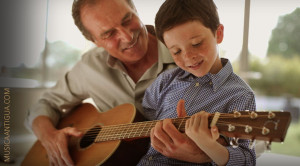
[22,103,150,166]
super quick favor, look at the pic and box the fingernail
[212,126,217,131]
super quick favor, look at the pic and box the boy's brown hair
[155,0,220,44]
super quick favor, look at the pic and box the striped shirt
[138,58,256,166]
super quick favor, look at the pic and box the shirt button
[149,156,153,160]
[195,82,200,87]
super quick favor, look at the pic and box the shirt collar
[156,40,174,72]
[178,58,233,91]
[107,55,127,72]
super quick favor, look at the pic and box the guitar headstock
[215,111,291,143]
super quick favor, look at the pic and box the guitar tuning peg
[250,111,258,119]
[248,139,256,149]
[245,125,253,134]
[230,137,239,148]
[228,124,235,132]
[265,141,272,152]
[268,111,276,119]
[262,127,270,135]
[233,111,241,118]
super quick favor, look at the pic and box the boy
[138,0,256,165]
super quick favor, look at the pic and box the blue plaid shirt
[138,58,256,166]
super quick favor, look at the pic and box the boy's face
[163,21,224,77]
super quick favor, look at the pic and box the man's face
[81,0,148,64]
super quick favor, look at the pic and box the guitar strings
[77,114,268,139]
[74,112,267,132]
[78,115,268,143]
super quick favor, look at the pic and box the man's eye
[101,31,114,39]
[173,50,181,55]
[192,42,201,47]
[122,13,133,26]
[122,19,131,26]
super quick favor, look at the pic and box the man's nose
[118,28,133,42]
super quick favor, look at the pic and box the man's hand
[150,99,212,163]
[32,116,82,166]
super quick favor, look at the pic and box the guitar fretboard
[95,117,191,142]
[87,111,291,143]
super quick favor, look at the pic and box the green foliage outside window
[267,8,300,58]
[248,56,300,98]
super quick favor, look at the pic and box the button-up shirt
[25,39,176,129]
[138,58,256,166]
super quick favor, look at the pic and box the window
[1,0,300,164]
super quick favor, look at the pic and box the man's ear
[216,24,224,44]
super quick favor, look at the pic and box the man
[26,0,217,165]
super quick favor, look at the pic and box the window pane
[249,0,300,158]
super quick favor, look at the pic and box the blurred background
[0,0,299,165]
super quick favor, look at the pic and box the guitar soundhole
[79,125,101,149]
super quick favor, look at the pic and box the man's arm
[32,116,82,166]
[150,99,228,163]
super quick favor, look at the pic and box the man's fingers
[63,127,83,137]
[48,144,65,166]
[150,128,165,152]
[162,119,187,145]
[58,138,74,166]
[44,142,60,166]
[46,148,58,166]
[176,99,187,117]
[42,127,78,166]
[153,121,174,145]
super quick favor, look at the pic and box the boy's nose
[184,51,197,59]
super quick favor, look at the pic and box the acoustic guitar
[22,103,291,166]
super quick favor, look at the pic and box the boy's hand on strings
[150,99,212,163]
[185,111,220,150]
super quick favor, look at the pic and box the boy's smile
[163,21,224,77]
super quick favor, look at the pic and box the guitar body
[22,103,150,166]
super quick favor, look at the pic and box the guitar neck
[94,111,291,143]
[95,117,189,142]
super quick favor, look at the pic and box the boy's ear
[216,24,224,44]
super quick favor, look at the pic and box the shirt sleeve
[142,73,166,121]
[25,61,89,131]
